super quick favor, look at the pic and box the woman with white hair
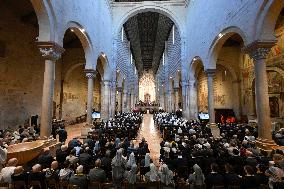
[187,164,205,189]
[159,164,174,186]
[145,163,159,182]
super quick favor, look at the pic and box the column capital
[205,69,216,77]
[84,69,97,79]
[102,80,111,86]
[36,41,65,61]
[243,40,277,61]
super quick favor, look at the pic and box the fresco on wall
[269,96,279,117]
[267,71,283,94]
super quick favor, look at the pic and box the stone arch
[114,5,183,40]
[96,52,111,80]
[64,62,86,82]
[207,26,247,69]
[216,61,238,82]
[266,67,284,78]
[188,56,205,81]
[30,0,55,41]
[61,21,94,69]
[255,0,284,41]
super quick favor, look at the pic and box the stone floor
[134,114,162,165]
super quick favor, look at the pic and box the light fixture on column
[178,70,180,72]
[70,28,74,32]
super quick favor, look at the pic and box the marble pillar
[188,79,198,120]
[174,88,179,111]
[117,87,122,113]
[84,69,96,125]
[37,42,64,138]
[205,69,216,124]
[244,41,277,149]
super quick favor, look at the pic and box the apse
[139,71,156,102]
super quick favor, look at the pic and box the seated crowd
[0,111,283,189]
[154,112,284,189]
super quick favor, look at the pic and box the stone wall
[0,5,44,128]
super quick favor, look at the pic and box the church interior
[0,0,284,188]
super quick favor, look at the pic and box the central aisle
[135,113,162,164]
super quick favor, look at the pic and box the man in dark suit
[38,148,54,169]
[205,163,224,189]
[55,145,68,168]
[79,148,93,173]
[88,159,106,183]
[69,165,88,189]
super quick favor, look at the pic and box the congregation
[0,112,282,189]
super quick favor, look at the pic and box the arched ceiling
[123,11,174,74]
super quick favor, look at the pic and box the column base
[255,138,278,151]
[209,123,220,138]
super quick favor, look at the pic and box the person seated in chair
[28,164,46,189]
[69,165,88,189]
[159,164,174,186]
[11,166,28,189]
[145,163,159,183]
[205,163,224,189]
[88,159,106,183]
[1,158,18,184]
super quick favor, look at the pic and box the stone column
[117,87,122,113]
[244,41,277,149]
[174,87,179,111]
[37,42,64,138]
[127,92,131,112]
[122,88,128,112]
[109,80,116,118]
[101,80,111,120]
[84,69,96,124]
[188,79,198,120]
[205,69,216,124]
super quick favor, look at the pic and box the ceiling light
[218,33,224,38]
[178,70,180,72]
[70,29,74,32]
[81,28,85,33]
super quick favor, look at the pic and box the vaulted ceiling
[124,11,174,74]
